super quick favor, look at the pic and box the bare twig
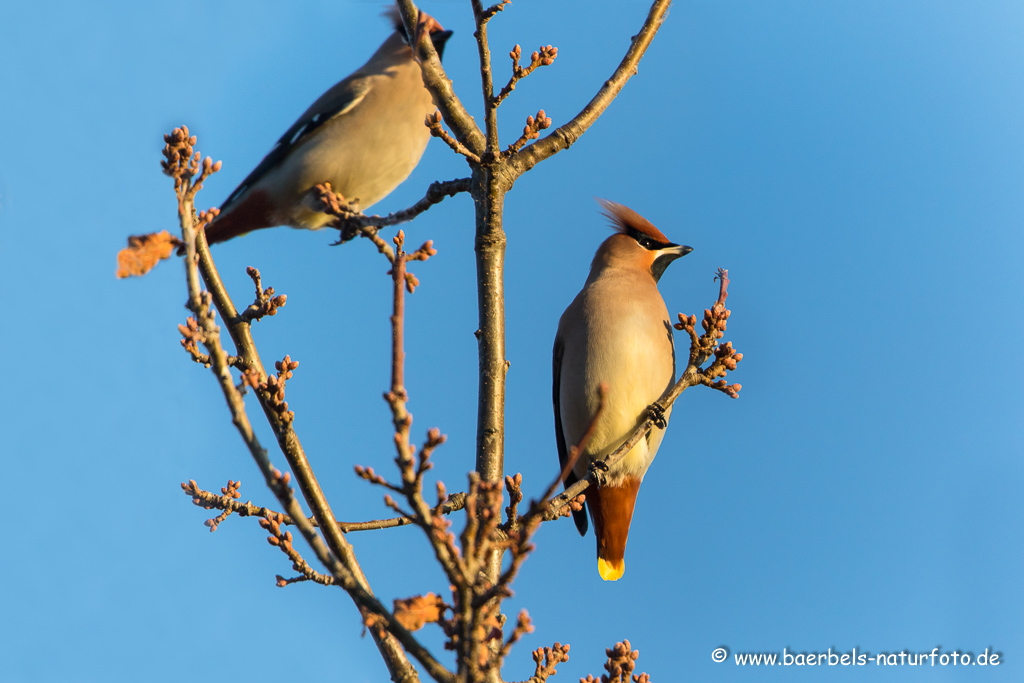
[494,44,558,107]
[582,640,647,683]
[261,511,336,587]
[511,0,673,176]
[183,479,469,533]
[178,316,211,367]
[505,110,553,156]
[317,177,467,249]
[194,479,241,531]
[462,391,610,615]
[427,112,482,163]
[372,230,515,680]
[500,611,534,662]
[239,266,287,322]
[471,0,500,155]
[380,232,468,589]
[520,641,571,683]
[479,1,511,22]
[195,194,453,683]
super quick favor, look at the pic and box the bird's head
[593,199,693,282]
[387,5,454,59]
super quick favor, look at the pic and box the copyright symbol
[712,647,728,663]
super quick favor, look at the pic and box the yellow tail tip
[598,557,625,581]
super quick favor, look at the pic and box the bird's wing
[553,334,589,536]
[648,317,676,448]
[220,76,372,211]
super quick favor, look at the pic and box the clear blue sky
[2,1,1022,681]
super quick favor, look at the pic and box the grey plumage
[206,7,453,244]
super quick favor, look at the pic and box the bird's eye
[638,237,654,249]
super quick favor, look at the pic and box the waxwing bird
[204,6,453,245]
[552,200,692,581]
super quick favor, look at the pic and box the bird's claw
[647,403,667,429]
[588,460,610,487]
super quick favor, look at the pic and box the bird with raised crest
[553,199,692,581]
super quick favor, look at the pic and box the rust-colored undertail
[204,190,275,245]
[586,476,642,581]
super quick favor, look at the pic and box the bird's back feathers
[204,4,451,246]
[217,77,372,219]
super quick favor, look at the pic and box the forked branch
[316,177,471,244]
[494,44,558,107]
[163,127,453,683]
[511,0,673,176]
[395,0,486,155]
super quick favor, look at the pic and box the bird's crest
[597,198,671,244]
[384,4,445,38]
[384,5,404,33]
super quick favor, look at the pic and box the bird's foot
[588,460,610,487]
[646,402,667,429]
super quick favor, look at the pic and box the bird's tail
[587,477,641,581]
[204,190,275,245]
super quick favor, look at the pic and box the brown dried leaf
[363,612,387,639]
[393,593,445,632]
[116,231,181,278]
[479,612,503,644]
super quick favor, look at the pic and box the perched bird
[204,6,453,245]
[552,200,692,581]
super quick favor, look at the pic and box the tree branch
[504,110,552,156]
[426,114,483,163]
[509,0,673,176]
[395,0,487,156]
[493,44,558,108]
[382,233,476,597]
[317,177,471,244]
[194,220,449,683]
[181,479,468,533]
[164,127,457,683]
[582,640,648,683]
[471,0,500,156]
[151,1,698,678]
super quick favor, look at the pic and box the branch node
[494,44,559,107]
[505,110,552,155]
[426,111,482,163]
[240,266,288,322]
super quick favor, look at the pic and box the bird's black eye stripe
[626,227,671,251]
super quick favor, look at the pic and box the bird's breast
[557,274,675,482]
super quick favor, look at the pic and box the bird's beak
[432,30,454,59]
[651,244,692,282]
